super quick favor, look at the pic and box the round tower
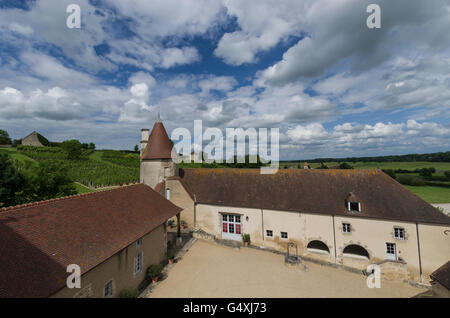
[140,118,178,189]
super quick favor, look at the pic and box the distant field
[403,185,450,204]
[282,161,450,171]
[0,147,35,163]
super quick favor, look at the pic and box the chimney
[140,128,149,156]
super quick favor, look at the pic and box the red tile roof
[141,120,173,160]
[179,168,450,225]
[0,184,182,298]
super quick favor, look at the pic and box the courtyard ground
[146,239,425,298]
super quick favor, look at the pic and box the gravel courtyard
[147,239,424,298]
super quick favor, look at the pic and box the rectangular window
[229,223,235,233]
[394,227,405,240]
[266,230,273,237]
[228,215,234,222]
[135,252,143,274]
[136,238,142,247]
[386,243,397,260]
[222,215,227,221]
[342,223,351,233]
[235,224,241,234]
[349,202,360,212]
[104,280,113,298]
[235,215,241,223]
[222,222,228,233]
[281,232,288,239]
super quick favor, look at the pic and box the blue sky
[0,0,449,160]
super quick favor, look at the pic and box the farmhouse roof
[141,120,173,160]
[178,168,450,225]
[431,261,450,290]
[0,184,182,298]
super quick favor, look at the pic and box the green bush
[382,169,396,179]
[419,168,433,178]
[167,248,176,260]
[445,171,450,181]
[242,233,251,243]
[119,289,140,298]
[147,264,163,279]
[397,174,426,186]
[339,162,354,169]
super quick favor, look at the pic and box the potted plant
[147,264,164,283]
[167,248,176,264]
[167,219,175,229]
[180,220,187,230]
[242,233,251,247]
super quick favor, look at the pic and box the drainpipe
[261,209,264,243]
[415,222,423,283]
[332,215,337,264]
[193,194,197,229]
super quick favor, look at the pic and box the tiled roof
[431,261,450,290]
[179,168,450,225]
[141,120,173,160]
[0,184,182,298]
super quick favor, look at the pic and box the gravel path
[147,239,424,298]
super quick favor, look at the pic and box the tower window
[394,227,405,240]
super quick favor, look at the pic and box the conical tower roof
[141,119,173,160]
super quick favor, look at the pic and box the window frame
[266,230,273,238]
[342,223,351,233]
[104,280,113,298]
[134,251,143,275]
[394,227,405,240]
[280,231,288,239]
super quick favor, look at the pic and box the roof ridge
[0,183,142,213]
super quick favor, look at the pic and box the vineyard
[10,146,139,187]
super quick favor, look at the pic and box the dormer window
[346,192,361,212]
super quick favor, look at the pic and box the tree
[419,168,432,178]
[0,129,12,145]
[382,169,396,179]
[22,160,76,201]
[445,171,450,181]
[88,142,96,150]
[317,162,329,169]
[61,139,83,160]
[339,162,354,169]
[134,144,139,152]
[0,154,25,207]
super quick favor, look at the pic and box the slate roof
[179,168,450,225]
[141,120,173,160]
[0,184,182,298]
[431,261,450,290]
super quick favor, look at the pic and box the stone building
[21,131,45,146]
[0,184,182,298]
[140,119,450,284]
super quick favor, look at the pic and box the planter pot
[244,242,249,247]
[169,259,174,265]
[152,276,159,283]
[181,226,185,230]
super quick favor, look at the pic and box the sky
[0,0,449,160]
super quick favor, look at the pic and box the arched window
[307,240,330,254]
[343,244,369,259]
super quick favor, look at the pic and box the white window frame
[342,223,351,233]
[394,227,405,240]
[134,252,143,275]
[266,230,273,238]
[280,231,288,240]
[386,242,397,260]
[347,201,361,212]
[104,280,113,298]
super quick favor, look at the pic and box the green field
[404,185,450,204]
[3,146,450,202]
[282,161,450,171]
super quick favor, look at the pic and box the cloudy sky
[0,0,449,160]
